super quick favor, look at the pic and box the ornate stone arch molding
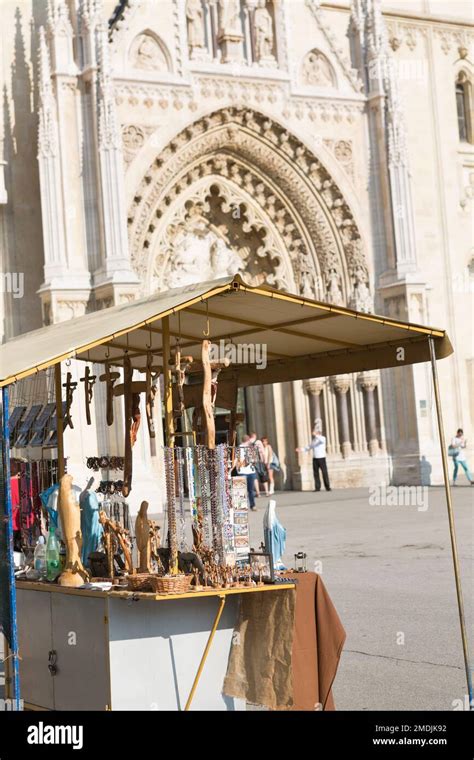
[127,107,373,310]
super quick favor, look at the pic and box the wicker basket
[127,573,155,592]
[151,574,193,595]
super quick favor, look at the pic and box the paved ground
[2,484,472,711]
[247,484,473,711]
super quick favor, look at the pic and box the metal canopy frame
[0,276,471,710]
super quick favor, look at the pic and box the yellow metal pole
[54,363,65,480]
[184,595,226,711]
[162,316,174,447]
[428,337,473,708]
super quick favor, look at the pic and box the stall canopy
[1,274,472,710]
[0,274,453,387]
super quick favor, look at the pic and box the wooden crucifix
[145,352,161,438]
[62,371,77,430]
[122,354,133,498]
[80,366,96,425]
[115,356,161,496]
[99,364,120,426]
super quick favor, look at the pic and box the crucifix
[170,343,193,424]
[80,366,96,425]
[145,352,161,438]
[99,363,120,426]
[114,355,161,496]
[62,371,77,429]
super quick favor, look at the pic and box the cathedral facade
[1,0,473,509]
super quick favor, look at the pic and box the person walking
[249,431,269,496]
[296,429,331,492]
[261,436,275,495]
[450,428,473,485]
[237,435,258,510]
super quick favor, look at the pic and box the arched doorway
[127,107,387,489]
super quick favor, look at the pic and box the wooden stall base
[15,581,295,711]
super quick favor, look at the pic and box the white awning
[0,275,453,388]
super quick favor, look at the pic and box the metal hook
[203,301,210,338]
[125,333,129,354]
[105,344,111,360]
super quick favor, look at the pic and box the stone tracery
[127,107,372,310]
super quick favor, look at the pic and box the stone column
[303,378,325,431]
[358,371,380,456]
[331,375,352,458]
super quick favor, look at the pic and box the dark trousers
[245,472,257,508]
[313,457,330,491]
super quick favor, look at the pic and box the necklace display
[163,446,178,573]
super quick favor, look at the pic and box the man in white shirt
[296,429,331,492]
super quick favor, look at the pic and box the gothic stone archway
[126,107,383,491]
[127,107,373,312]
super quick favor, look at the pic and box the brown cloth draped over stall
[223,572,345,710]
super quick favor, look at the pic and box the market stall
[0,274,471,711]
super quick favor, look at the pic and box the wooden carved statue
[135,500,151,573]
[58,474,89,587]
[99,510,133,577]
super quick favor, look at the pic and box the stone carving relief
[324,139,354,180]
[301,49,335,87]
[129,32,170,71]
[157,210,242,290]
[127,108,370,305]
[149,178,293,293]
[121,124,155,165]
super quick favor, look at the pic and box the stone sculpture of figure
[326,267,344,305]
[186,0,205,55]
[135,35,162,70]
[80,477,103,568]
[218,0,241,35]
[351,266,373,312]
[299,272,315,299]
[254,0,274,62]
